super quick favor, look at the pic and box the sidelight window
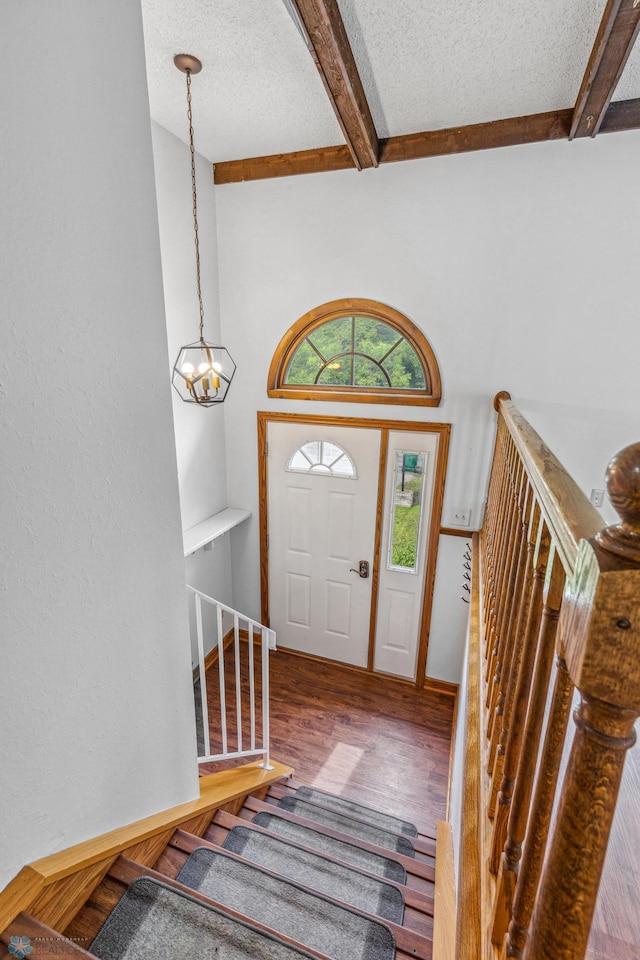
[387,450,428,573]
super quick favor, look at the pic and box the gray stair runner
[276,796,416,858]
[294,785,419,837]
[177,846,396,960]
[251,811,407,883]
[90,876,319,960]
[223,824,405,924]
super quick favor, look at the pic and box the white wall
[0,2,199,889]
[151,122,232,662]
[215,130,640,683]
[426,535,471,680]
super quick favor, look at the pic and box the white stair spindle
[234,613,242,753]
[248,623,256,751]
[195,593,211,759]
[216,602,228,756]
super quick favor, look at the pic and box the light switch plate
[453,507,471,527]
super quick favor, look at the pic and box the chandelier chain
[186,69,205,341]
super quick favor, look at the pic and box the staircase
[0,767,441,960]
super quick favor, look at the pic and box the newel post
[523,443,640,960]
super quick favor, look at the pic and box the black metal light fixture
[171,54,236,407]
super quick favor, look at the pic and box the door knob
[350,560,369,578]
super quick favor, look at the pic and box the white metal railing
[187,585,276,768]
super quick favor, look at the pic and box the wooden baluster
[491,545,565,946]
[524,697,637,960]
[490,392,513,565]
[483,404,506,555]
[487,462,524,748]
[487,459,525,716]
[483,428,508,650]
[488,488,536,811]
[488,478,531,760]
[484,436,511,671]
[503,652,573,960]
[481,427,505,655]
[489,429,514,626]
[485,426,514,676]
[523,443,640,960]
[490,512,547,878]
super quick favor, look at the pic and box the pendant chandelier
[171,54,236,407]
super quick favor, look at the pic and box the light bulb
[198,361,210,374]
[182,362,194,376]
[212,361,222,373]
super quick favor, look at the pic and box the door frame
[257,411,451,686]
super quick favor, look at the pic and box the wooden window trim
[267,298,442,407]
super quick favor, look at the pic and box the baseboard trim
[275,645,419,687]
[424,677,459,698]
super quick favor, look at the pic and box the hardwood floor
[199,647,456,837]
[586,734,640,960]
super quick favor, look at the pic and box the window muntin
[284,315,426,390]
[267,299,442,407]
[287,440,357,479]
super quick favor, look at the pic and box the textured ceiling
[141,0,343,163]
[141,0,640,164]
[338,0,626,137]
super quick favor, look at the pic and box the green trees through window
[267,298,441,407]
[285,316,427,389]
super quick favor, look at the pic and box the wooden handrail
[460,393,640,960]
[496,395,602,577]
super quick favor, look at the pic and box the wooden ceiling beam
[288,0,379,170]
[214,144,353,184]
[213,99,640,185]
[600,95,640,131]
[571,0,640,139]
[378,110,572,164]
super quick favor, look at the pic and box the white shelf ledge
[183,508,251,557]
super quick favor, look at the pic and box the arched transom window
[268,299,441,406]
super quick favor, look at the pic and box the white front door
[267,422,381,667]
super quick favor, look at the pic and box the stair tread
[176,845,398,960]
[167,830,433,940]
[101,862,335,960]
[272,795,435,858]
[107,857,427,960]
[203,814,435,914]
[243,796,435,879]
[221,824,406,924]
[269,781,436,841]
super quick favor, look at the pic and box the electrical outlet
[453,507,471,527]
[590,488,605,508]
